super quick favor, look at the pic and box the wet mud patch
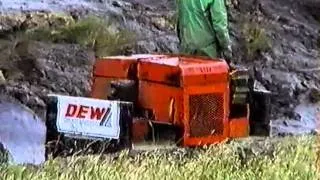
[270,103,319,136]
[0,95,46,165]
[0,0,102,13]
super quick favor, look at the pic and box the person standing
[176,0,232,63]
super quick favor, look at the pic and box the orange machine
[91,54,250,147]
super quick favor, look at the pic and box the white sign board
[48,94,121,140]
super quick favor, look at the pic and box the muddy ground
[0,0,319,164]
[0,0,318,126]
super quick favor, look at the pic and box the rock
[0,94,46,165]
[0,12,74,33]
[0,70,5,84]
[0,14,26,32]
[309,88,320,103]
[1,41,94,119]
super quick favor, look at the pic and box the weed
[0,144,9,164]
[0,136,318,180]
[309,88,320,103]
[167,12,178,29]
[26,15,137,57]
[241,21,272,61]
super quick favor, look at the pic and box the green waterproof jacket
[176,0,231,59]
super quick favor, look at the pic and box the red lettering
[90,107,106,120]
[77,105,89,118]
[65,104,78,117]
[65,104,112,121]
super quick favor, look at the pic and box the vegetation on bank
[0,136,318,180]
[28,16,136,57]
[241,21,272,61]
[4,15,136,58]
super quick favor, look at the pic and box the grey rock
[0,70,5,84]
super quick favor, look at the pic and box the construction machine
[45,54,271,158]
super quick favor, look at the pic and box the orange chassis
[90,54,250,147]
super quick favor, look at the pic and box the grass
[19,15,136,57]
[309,88,320,103]
[0,136,319,180]
[0,14,137,76]
[241,21,272,61]
[0,147,9,165]
[166,12,178,30]
[0,14,138,80]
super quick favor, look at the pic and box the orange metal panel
[181,84,231,147]
[163,53,226,63]
[94,54,169,78]
[229,118,250,138]
[229,104,250,138]
[94,59,138,78]
[138,81,183,124]
[138,61,181,86]
[179,57,229,86]
[182,136,229,147]
[184,83,230,95]
[138,56,229,87]
[182,73,228,86]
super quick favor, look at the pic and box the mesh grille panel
[189,93,224,137]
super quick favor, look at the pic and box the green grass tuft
[0,147,9,165]
[0,136,318,180]
[26,15,137,57]
[242,22,272,61]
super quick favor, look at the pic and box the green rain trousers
[176,0,231,59]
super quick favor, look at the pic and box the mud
[0,41,95,119]
[0,0,319,165]
[270,103,319,136]
[226,0,320,137]
[0,95,46,165]
[0,0,101,13]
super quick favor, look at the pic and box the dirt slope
[230,0,319,113]
[228,0,319,134]
[0,0,318,132]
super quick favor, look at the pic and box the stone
[0,70,5,84]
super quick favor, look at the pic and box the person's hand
[221,45,233,64]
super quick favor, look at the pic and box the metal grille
[189,93,224,137]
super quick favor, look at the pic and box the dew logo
[64,104,112,127]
